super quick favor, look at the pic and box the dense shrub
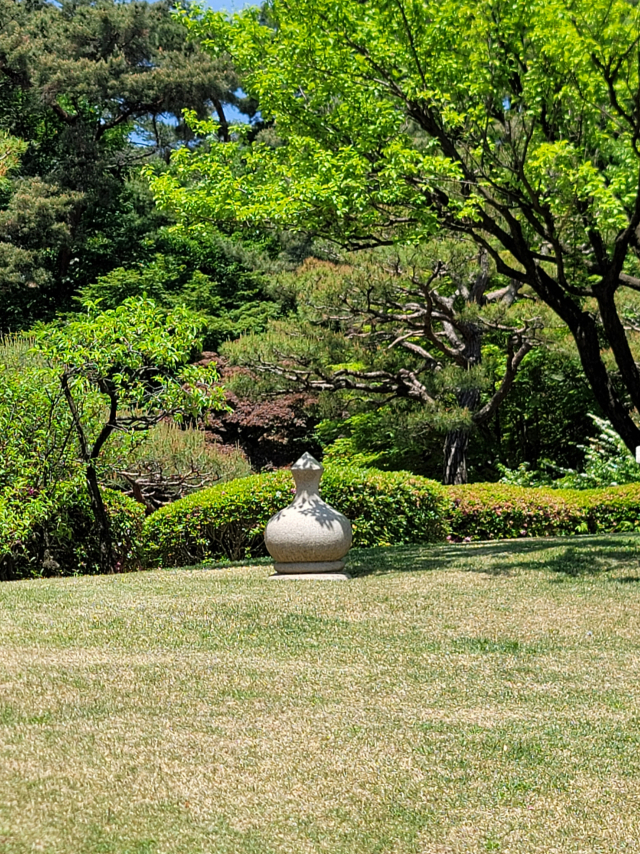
[111,421,251,511]
[9,473,637,579]
[448,483,640,541]
[498,415,640,489]
[0,336,87,494]
[141,465,448,566]
[0,484,145,581]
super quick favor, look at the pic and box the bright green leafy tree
[77,230,283,350]
[150,0,640,455]
[33,297,227,571]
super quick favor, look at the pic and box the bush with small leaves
[0,483,144,581]
[141,465,449,566]
[447,483,640,541]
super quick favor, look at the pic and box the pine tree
[0,0,243,329]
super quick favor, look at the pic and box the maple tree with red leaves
[196,354,320,470]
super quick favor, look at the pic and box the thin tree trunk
[61,372,116,573]
[443,428,470,485]
[531,268,640,452]
[85,463,114,573]
[571,313,640,452]
[442,387,479,485]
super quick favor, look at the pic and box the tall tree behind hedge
[0,0,243,330]
[150,0,640,459]
[223,242,543,483]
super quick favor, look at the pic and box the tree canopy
[33,296,226,569]
[0,0,244,330]
[222,241,543,483]
[150,0,640,455]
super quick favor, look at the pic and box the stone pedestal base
[273,560,346,574]
[269,571,351,580]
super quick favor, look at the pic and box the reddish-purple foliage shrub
[196,353,320,469]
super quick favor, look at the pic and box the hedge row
[142,465,448,566]
[0,484,144,581]
[5,470,640,578]
[448,483,640,541]
[141,473,640,567]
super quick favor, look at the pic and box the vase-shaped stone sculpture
[264,452,352,575]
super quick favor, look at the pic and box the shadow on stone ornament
[264,453,352,580]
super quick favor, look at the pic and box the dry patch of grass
[1,534,640,853]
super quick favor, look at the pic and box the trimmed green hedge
[8,473,638,578]
[448,483,640,541]
[142,474,640,567]
[141,465,448,566]
[0,483,145,581]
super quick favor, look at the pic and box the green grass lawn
[1,535,640,853]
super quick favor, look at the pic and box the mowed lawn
[1,537,640,853]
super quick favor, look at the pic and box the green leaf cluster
[0,335,90,492]
[77,231,283,350]
[499,415,640,489]
[33,297,226,424]
[0,482,144,581]
[151,0,640,251]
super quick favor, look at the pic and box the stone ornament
[264,452,352,576]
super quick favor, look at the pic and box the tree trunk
[85,463,114,573]
[531,268,640,453]
[442,386,480,485]
[60,372,117,572]
[443,427,470,485]
[569,312,640,453]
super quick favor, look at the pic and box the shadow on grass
[176,533,640,582]
[344,534,640,579]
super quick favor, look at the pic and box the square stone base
[269,572,351,581]
[273,560,346,573]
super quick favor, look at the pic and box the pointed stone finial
[291,452,323,471]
